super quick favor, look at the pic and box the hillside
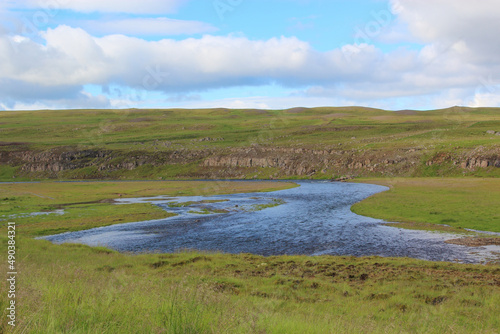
[1,106,499,180]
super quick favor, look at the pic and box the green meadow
[0,107,499,333]
[352,178,500,233]
[2,238,499,334]
[0,106,498,151]
[0,181,296,236]
[1,106,500,180]
[0,180,499,333]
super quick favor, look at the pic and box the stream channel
[42,181,500,264]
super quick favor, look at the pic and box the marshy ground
[0,179,499,333]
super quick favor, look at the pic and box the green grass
[1,237,499,333]
[1,107,497,152]
[1,106,499,180]
[167,199,229,208]
[249,198,286,211]
[0,105,498,332]
[0,180,499,333]
[0,181,296,237]
[352,178,500,233]
[0,166,19,181]
[188,208,229,215]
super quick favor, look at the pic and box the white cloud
[3,0,500,109]
[204,98,271,110]
[2,26,321,89]
[12,0,188,14]
[2,26,411,93]
[392,0,500,62]
[84,18,218,36]
[471,93,500,108]
[1,23,499,108]
[167,95,353,110]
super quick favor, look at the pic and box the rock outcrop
[0,148,210,177]
[1,144,498,179]
[202,147,421,176]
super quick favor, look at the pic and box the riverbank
[37,180,498,263]
[0,180,297,237]
[352,178,500,245]
[1,179,499,333]
[3,235,499,333]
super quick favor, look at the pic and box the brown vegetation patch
[445,237,500,247]
[0,141,28,146]
[227,256,500,286]
[297,125,375,134]
[383,221,474,234]
[171,256,211,267]
[150,260,170,269]
[395,110,418,115]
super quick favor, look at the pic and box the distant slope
[1,106,499,180]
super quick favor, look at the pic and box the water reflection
[42,181,500,264]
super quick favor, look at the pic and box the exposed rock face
[202,146,500,177]
[1,144,498,179]
[0,148,211,176]
[429,146,500,170]
[5,150,112,172]
[203,147,422,176]
[460,158,500,169]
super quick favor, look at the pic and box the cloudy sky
[1,0,500,110]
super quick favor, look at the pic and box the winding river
[42,181,500,264]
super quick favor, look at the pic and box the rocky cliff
[202,147,422,176]
[1,145,499,179]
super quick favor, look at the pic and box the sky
[1,0,500,111]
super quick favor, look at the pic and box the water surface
[42,181,500,263]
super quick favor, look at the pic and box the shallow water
[1,209,65,221]
[42,181,500,263]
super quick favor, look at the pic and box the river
[42,181,500,264]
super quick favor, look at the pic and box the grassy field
[0,180,296,237]
[352,178,500,233]
[1,106,499,151]
[1,106,499,180]
[1,106,499,332]
[0,180,499,333]
[0,238,498,334]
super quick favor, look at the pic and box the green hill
[1,106,499,180]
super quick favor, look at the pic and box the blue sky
[1,0,500,110]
